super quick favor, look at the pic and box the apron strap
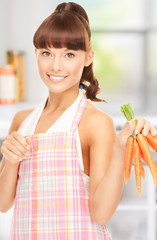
[70,93,88,132]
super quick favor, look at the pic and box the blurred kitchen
[0,0,157,239]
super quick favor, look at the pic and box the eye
[42,51,51,57]
[65,52,75,58]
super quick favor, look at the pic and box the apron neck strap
[70,93,88,132]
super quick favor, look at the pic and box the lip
[47,74,67,83]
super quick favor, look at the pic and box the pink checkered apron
[10,94,112,239]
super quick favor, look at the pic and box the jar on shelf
[7,50,26,102]
[0,65,16,104]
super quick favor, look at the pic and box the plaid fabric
[10,94,112,239]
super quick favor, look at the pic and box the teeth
[49,75,65,80]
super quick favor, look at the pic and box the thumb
[127,119,136,134]
[25,136,32,146]
[120,120,135,141]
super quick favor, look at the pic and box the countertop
[0,101,157,139]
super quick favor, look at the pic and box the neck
[44,87,80,113]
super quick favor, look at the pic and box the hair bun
[54,2,89,23]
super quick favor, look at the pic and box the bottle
[7,50,26,102]
[0,65,16,104]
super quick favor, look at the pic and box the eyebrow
[49,47,76,51]
[40,48,77,54]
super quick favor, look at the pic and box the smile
[48,75,67,82]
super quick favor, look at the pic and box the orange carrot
[137,133,157,187]
[139,147,145,179]
[140,146,149,167]
[140,158,145,179]
[125,136,134,184]
[133,139,142,196]
[145,132,157,152]
[120,102,157,193]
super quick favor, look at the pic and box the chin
[48,84,79,94]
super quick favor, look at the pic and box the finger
[134,117,146,134]
[3,141,28,159]
[128,119,136,132]
[1,145,22,163]
[25,136,33,149]
[121,120,135,139]
[142,120,151,136]
[150,127,157,136]
[5,135,30,155]
[10,132,31,151]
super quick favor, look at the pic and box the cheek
[36,63,46,82]
[69,61,85,78]
[37,60,47,74]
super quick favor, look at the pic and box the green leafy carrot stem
[120,102,137,139]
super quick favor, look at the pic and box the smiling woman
[33,3,104,102]
[0,2,157,240]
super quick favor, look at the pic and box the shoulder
[8,108,34,134]
[81,101,116,145]
[0,108,34,173]
[84,101,115,127]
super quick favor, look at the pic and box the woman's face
[35,47,93,94]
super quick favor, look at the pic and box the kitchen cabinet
[106,162,157,240]
[0,207,14,240]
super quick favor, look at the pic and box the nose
[51,55,63,72]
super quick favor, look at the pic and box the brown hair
[33,2,106,102]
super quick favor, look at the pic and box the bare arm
[89,134,126,225]
[0,158,20,212]
[88,112,155,225]
[0,157,5,175]
[0,111,33,212]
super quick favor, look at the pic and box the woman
[0,2,156,239]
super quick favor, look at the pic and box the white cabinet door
[0,206,14,240]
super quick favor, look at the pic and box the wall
[2,0,65,102]
[0,0,9,66]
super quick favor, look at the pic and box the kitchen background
[0,0,157,239]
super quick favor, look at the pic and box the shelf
[0,101,157,130]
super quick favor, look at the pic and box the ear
[35,48,37,57]
[84,49,94,67]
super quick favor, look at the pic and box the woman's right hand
[1,132,32,165]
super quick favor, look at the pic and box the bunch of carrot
[121,103,157,196]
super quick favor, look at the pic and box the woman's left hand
[116,117,157,148]
[134,117,157,136]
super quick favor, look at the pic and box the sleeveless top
[10,90,112,239]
